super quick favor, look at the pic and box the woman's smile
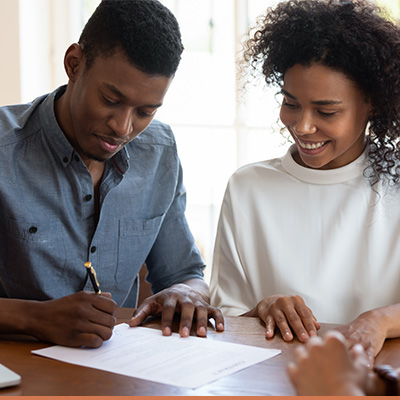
[280,63,371,170]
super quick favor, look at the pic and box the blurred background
[1,0,399,280]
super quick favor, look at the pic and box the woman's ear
[64,43,84,81]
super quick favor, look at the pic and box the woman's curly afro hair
[243,0,400,185]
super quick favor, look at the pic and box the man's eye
[103,96,119,106]
[137,109,155,118]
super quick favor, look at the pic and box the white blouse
[211,145,400,323]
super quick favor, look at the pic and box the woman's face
[280,63,371,169]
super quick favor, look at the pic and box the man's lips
[96,135,125,152]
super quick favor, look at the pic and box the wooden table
[1,308,399,396]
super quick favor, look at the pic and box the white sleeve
[210,177,258,316]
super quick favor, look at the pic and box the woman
[210,0,400,363]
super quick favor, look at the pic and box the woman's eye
[318,111,337,117]
[283,101,297,109]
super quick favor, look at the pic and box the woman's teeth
[298,140,326,150]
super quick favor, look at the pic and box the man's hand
[244,294,320,342]
[28,291,117,348]
[129,280,224,337]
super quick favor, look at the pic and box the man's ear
[64,43,84,81]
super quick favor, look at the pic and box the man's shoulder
[132,119,176,147]
[0,94,48,146]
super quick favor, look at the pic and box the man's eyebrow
[102,83,163,108]
[103,83,125,99]
[281,89,342,105]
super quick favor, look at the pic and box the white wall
[0,0,21,106]
[0,0,83,106]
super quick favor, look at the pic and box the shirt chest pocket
[115,215,164,282]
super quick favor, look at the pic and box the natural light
[6,0,400,280]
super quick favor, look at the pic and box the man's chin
[83,151,112,163]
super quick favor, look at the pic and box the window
[155,1,289,279]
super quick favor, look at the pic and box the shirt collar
[38,86,75,167]
[282,144,367,185]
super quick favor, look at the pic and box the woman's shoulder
[229,154,287,184]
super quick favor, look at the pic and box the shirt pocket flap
[119,215,164,237]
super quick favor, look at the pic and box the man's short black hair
[79,0,183,76]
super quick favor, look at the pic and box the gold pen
[84,261,102,294]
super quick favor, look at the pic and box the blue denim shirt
[0,87,205,306]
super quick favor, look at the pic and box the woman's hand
[335,309,388,366]
[246,294,320,342]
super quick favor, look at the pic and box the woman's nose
[293,111,317,135]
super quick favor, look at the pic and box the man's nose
[109,110,134,137]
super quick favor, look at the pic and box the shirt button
[90,246,97,253]
[85,194,92,201]
[74,155,80,162]
[28,226,38,234]
[63,157,69,164]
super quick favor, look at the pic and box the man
[0,0,223,348]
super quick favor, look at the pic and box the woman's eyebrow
[281,89,342,105]
[281,89,296,99]
[311,99,343,105]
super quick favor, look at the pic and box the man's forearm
[0,298,40,335]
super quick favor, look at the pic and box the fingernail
[285,331,292,340]
[163,327,172,336]
[198,326,207,336]
[181,326,189,337]
[300,332,308,340]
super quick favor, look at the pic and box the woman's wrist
[366,304,400,339]
[380,304,400,338]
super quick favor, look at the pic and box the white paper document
[32,323,281,389]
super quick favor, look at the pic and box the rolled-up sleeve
[145,160,205,294]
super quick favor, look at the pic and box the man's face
[60,46,173,163]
